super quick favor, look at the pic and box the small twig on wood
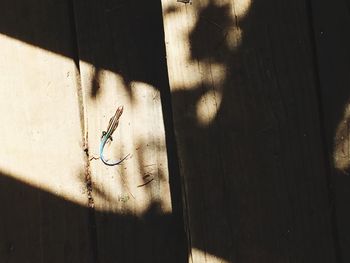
[137,178,154,188]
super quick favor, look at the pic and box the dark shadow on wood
[168,0,339,262]
[308,0,350,262]
[0,170,187,263]
[0,0,166,90]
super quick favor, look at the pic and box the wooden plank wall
[1,0,350,262]
[161,0,337,262]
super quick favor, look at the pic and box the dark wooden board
[162,0,337,262]
[310,0,350,261]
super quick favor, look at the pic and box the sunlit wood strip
[0,1,92,259]
[72,1,185,262]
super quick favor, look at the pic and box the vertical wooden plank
[72,0,187,262]
[309,0,350,261]
[0,1,93,262]
[161,0,336,262]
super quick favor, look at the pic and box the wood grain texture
[72,0,187,262]
[162,0,336,262]
[309,0,350,261]
[0,1,93,262]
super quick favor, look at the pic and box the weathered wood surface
[162,0,336,262]
[310,0,350,261]
[72,0,187,262]
[1,0,349,262]
[0,1,93,262]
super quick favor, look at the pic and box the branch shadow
[168,0,343,261]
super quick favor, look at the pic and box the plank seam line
[67,0,99,262]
